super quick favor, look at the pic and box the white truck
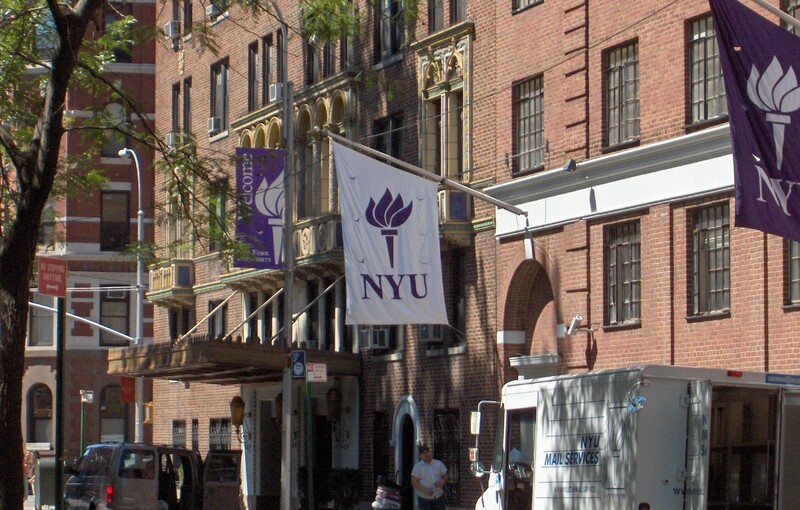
[469,365,800,510]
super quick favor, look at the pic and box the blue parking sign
[291,350,306,379]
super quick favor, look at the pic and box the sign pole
[54,296,65,510]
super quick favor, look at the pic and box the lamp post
[118,147,145,443]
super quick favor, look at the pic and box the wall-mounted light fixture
[567,315,584,336]
[230,395,252,443]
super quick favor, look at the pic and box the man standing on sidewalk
[410,445,448,510]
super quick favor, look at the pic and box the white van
[63,443,240,510]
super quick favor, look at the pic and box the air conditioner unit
[438,189,471,222]
[418,324,444,343]
[206,4,221,18]
[165,132,178,147]
[359,327,391,350]
[207,116,222,134]
[105,288,126,300]
[269,83,283,102]
[164,20,180,40]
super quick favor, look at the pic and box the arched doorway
[392,396,421,509]
[27,384,53,443]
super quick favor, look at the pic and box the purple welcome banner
[234,148,285,269]
[711,0,800,241]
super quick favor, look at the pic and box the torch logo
[254,174,285,265]
[365,189,413,268]
[747,56,800,170]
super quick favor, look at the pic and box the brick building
[107,0,800,508]
[24,0,155,460]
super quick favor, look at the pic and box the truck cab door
[683,380,710,510]
[202,450,242,510]
[777,391,800,508]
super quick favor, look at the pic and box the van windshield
[76,446,114,476]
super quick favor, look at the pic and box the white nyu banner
[332,141,448,326]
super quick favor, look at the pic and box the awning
[107,336,361,385]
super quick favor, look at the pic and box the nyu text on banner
[234,147,285,269]
[332,141,448,325]
[710,0,800,240]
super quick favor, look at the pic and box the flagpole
[325,130,528,218]
[747,0,800,32]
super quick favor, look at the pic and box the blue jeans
[417,495,446,510]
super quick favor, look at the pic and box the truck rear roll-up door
[778,391,800,508]
[684,380,710,510]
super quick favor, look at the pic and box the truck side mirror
[470,411,481,435]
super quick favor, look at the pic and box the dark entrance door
[400,415,415,509]
[258,400,281,510]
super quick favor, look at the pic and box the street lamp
[118,147,145,443]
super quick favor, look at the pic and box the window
[209,418,231,450]
[208,180,227,252]
[102,103,127,157]
[374,115,403,159]
[423,88,465,179]
[261,34,273,106]
[248,42,259,112]
[173,420,187,448]
[167,180,192,259]
[208,300,227,340]
[786,0,800,34]
[429,0,443,33]
[169,307,192,342]
[183,78,192,137]
[451,0,466,23]
[100,191,130,251]
[28,384,53,443]
[183,0,193,36]
[786,240,800,304]
[104,8,132,63]
[305,38,334,86]
[691,203,730,314]
[100,286,129,346]
[373,412,390,483]
[29,292,54,346]
[171,83,181,133]
[513,0,539,11]
[358,325,401,351]
[606,221,641,324]
[207,0,227,21]
[210,60,228,134]
[513,75,544,174]
[191,419,199,450]
[605,42,639,147]
[375,0,404,61]
[119,449,155,479]
[100,385,126,442]
[434,411,460,504]
[690,16,726,123]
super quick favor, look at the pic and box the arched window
[99,385,127,442]
[28,384,53,443]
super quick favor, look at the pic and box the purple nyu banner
[711,0,800,241]
[234,148,285,269]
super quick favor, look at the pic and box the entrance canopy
[107,336,361,385]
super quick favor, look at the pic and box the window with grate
[690,16,726,123]
[513,75,544,174]
[373,412,390,482]
[28,384,52,443]
[434,411,459,504]
[606,221,641,325]
[209,418,231,450]
[691,203,730,314]
[605,42,639,147]
[173,420,186,448]
[786,239,800,304]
